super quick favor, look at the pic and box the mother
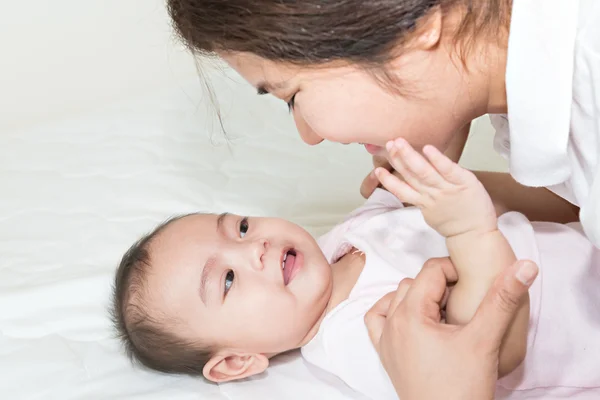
[167,0,600,397]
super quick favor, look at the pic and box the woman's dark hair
[111,214,213,377]
[167,0,510,68]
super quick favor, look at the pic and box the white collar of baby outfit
[504,0,580,187]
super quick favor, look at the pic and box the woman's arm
[361,121,579,223]
[474,171,580,223]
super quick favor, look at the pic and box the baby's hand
[376,138,497,238]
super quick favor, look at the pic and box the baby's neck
[298,249,366,347]
[327,249,367,311]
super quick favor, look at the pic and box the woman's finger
[466,260,538,347]
[365,277,413,350]
[373,155,392,169]
[361,170,381,199]
[364,291,395,350]
[389,278,414,314]
[403,257,458,321]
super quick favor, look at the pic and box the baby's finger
[390,139,444,189]
[385,143,419,186]
[422,145,470,185]
[385,144,434,197]
[375,168,421,205]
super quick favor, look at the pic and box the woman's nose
[294,112,324,146]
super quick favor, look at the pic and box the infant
[112,140,600,398]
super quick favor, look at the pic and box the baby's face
[146,213,332,356]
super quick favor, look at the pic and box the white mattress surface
[5,68,584,400]
[0,71,372,399]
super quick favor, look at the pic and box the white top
[303,190,600,399]
[489,0,600,247]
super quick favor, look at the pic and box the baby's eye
[224,270,234,295]
[239,217,249,238]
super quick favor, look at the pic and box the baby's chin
[262,337,310,359]
[265,347,299,359]
[246,337,306,360]
[266,305,329,355]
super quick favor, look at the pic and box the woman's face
[221,45,488,157]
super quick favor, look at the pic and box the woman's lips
[363,144,383,155]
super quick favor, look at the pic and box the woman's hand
[360,155,394,199]
[364,257,538,400]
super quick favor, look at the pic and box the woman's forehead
[222,52,300,83]
[222,52,363,91]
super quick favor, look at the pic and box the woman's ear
[409,6,443,51]
[203,352,269,383]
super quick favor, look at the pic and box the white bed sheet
[0,70,372,399]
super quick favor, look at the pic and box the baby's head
[112,213,332,382]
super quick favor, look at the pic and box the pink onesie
[302,189,600,399]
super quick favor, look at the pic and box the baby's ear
[203,352,269,383]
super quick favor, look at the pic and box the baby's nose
[251,239,269,271]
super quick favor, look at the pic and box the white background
[0,0,196,132]
[0,0,507,170]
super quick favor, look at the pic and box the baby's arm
[376,138,529,378]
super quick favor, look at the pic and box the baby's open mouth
[282,248,297,286]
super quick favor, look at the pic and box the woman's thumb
[364,292,395,351]
[468,260,539,346]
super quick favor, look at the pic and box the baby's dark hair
[110,214,213,377]
[167,0,511,68]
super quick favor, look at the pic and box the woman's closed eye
[224,270,234,295]
[256,87,296,113]
[287,94,296,112]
